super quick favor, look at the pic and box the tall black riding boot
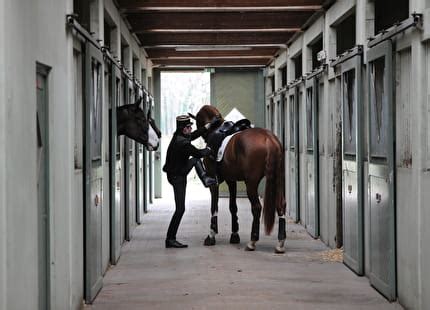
[194,160,217,187]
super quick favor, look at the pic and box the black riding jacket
[163,127,210,176]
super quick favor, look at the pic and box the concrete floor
[89,183,403,310]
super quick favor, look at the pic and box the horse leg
[204,184,219,246]
[226,181,240,244]
[275,208,287,254]
[245,182,261,251]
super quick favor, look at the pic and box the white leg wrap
[275,240,286,253]
[247,240,256,250]
[209,229,216,238]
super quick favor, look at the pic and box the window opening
[280,66,287,87]
[73,0,90,31]
[336,14,356,56]
[294,54,303,79]
[375,0,409,33]
[311,37,323,70]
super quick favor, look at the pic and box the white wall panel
[0,0,6,308]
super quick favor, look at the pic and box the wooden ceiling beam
[126,12,313,31]
[138,32,293,46]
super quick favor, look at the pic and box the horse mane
[195,105,223,129]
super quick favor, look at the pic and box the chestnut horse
[195,105,286,253]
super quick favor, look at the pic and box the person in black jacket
[163,114,218,248]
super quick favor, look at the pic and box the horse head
[117,97,161,151]
[194,105,224,140]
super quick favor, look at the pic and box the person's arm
[190,117,222,140]
[180,139,212,158]
[190,126,206,141]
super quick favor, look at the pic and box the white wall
[0,0,153,309]
[3,0,78,308]
[4,1,39,308]
[35,1,76,308]
[0,0,6,308]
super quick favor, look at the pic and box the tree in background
[161,72,210,134]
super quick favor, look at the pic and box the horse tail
[263,137,284,235]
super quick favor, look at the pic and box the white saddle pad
[216,132,239,162]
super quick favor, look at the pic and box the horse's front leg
[226,181,240,244]
[245,183,261,251]
[204,184,219,246]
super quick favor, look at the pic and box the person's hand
[204,117,221,130]
[201,147,214,157]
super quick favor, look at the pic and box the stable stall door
[136,144,144,224]
[305,78,319,238]
[135,91,144,225]
[367,40,396,301]
[288,88,300,222]
[36,65,50,310]
[109,66,122,264]
[124,82,136,241]
[331,47,365,276]
[84,42,104,303]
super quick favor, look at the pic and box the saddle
[206,119,251,157]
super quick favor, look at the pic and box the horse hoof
[204,235,216,246]
[230,233,240,244]
[245,245,255,251]
[274,247,285,254]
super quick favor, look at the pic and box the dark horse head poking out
[195,105,286,253]
[117,97,161,151]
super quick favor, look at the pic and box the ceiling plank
[152,58,271,66]
[118,0,324,12]
[146,47,279,58]
[139,32,293,46]
[117,0,323,67]
[126,12,313,31]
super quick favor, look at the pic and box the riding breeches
[166,158,198,240]
[166,174,187,240]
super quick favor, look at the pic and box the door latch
[376,193,382,204]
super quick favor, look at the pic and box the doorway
[160,71,211,197]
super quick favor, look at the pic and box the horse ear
[188,113,196,120]
[134,96,142,107]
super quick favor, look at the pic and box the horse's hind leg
[226,181,240,244]
[245,182,261,251]
[204,184,219,246]
[275,204,287,254]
